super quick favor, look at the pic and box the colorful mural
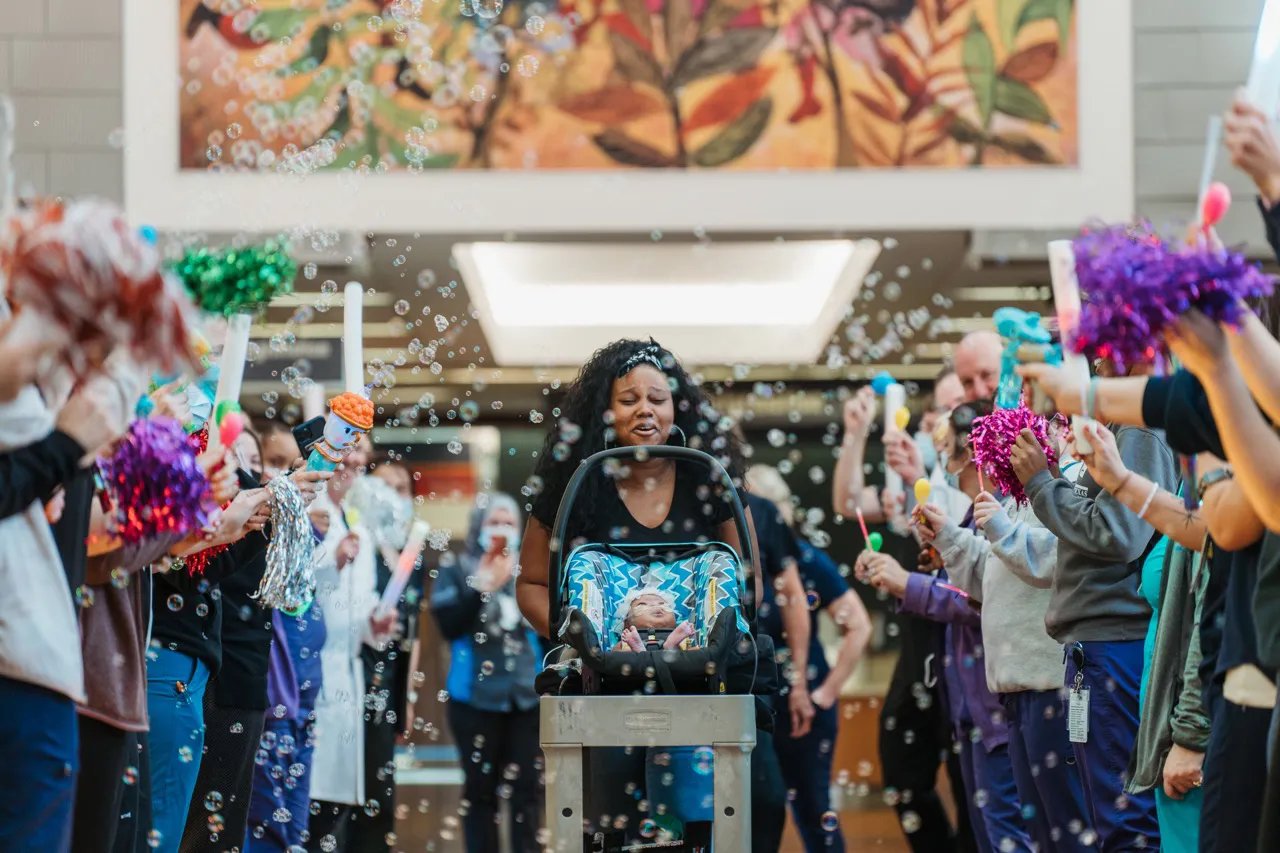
[179,0,1077,171]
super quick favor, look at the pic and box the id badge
[1068,688,1090,744]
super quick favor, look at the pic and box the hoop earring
[669,425,687,447]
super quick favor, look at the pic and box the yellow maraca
[914,478,932,505]
[894,406,910,431]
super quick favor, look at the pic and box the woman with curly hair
[516,337,798,851]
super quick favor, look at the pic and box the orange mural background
[178,0,1077,172]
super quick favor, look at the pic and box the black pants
[114,732,153,853]
[879,619,976,853]
[181,694,266,852]
[445,702,542,853]
[72,716,132,853]
[750,728,787,853]
[307,801,354,851]
[347,653,402,852]
[1258,704,1280,853]
[1199,692,1271,853]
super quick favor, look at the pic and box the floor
[389,753,914,852]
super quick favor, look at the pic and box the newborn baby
[615,591,696,652]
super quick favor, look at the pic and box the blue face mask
[478,524,520,553]
[915,430,938,473]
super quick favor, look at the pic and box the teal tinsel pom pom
[172,241,296,316]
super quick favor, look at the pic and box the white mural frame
[124,0,1133,234]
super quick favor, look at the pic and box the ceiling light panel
[454,240,880,366]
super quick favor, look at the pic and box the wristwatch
[1196,466,1234,502]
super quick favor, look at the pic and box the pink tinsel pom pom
[969,406,1058,506]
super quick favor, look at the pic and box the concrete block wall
[1134,0,1268,247]
[1,0,123,201]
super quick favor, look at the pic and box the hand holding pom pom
[969,407,1057,506]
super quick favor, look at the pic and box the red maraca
[1201,181,1231,233]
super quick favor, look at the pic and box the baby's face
[627,594,676,629]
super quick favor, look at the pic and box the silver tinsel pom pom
[254,474,316,612]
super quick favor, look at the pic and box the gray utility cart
[541,694,756,852]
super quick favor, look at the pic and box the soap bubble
[692,746,714,775]
[394,300,410,316]
[901,811,922,833]
[167,594,184,611]
[205,791,224,812]
[821,811,840,832]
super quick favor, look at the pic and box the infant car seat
[540,446,779,698]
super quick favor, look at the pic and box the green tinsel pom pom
[172,241,296,316]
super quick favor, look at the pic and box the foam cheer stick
[1046,240,1095,454]
[378,520,430,614]
[305,392,375,471]
[882,381,906,496]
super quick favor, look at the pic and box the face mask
[479,523,520,553]
[943,469,960,490]
[915,430,938,473]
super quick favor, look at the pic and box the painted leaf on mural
[669,28,775,90]
[683,66,776,134]
[1002,41,1058,84]
[1017,0,1074,49]
[593,130,677,168]
[963,22,997,123]
[560,86,666,124]
[609,30,665,89]
[994,76,1053,124]
[691,97,772,167]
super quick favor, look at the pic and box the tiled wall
[1,0,122,200]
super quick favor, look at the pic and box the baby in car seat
[614,588,697,652]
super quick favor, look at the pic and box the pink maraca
[219,410,245,449]
[1201,181,1232,231]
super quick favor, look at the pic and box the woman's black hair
[950,398,994,448]
[528,338,745,537]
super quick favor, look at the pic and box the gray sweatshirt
[1025,426,1178,644]
[935,499,1065,694]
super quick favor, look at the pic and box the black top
[50,466,95,594]
[213,538,272,710]
[749,493,850,690]
[746,493,799,642]
[0,430,85,522]
[531,460,737,554]
[149,470,269,676]
[1143,377,1280,676]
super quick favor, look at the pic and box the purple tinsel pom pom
[1071,224,1274,372]
[100,417,213,545]
[969,406,1057,507]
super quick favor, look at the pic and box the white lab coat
[308,491,379,806]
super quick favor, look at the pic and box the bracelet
[1137,481,1161,520]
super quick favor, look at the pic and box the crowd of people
[4,93,1280,853]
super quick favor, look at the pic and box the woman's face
[485,505,517,529]
[261,430,301,482]
[609,365,675,447]
[232,432,262,480]
[945,427,972,475]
